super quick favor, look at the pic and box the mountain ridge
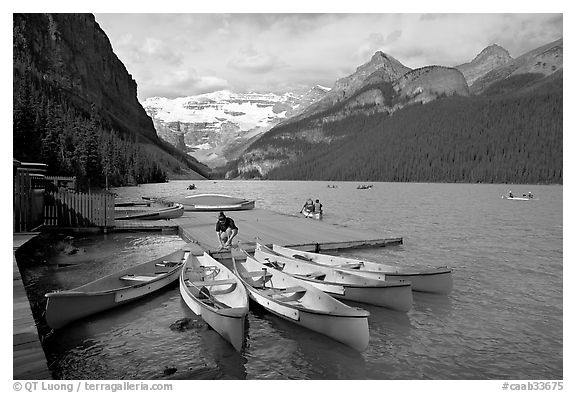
[225,38,562,183]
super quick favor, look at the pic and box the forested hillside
[260,72,562,184]
[13,13,208,191]
[13,67,206,190]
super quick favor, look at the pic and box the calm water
[18,180,563,380]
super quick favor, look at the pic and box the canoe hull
[302,210,322,220]
[233,253,370,352]
[45,266,182,329]
[179,253,248,351]
[328,283,412,312]
[273,244,453,295]
[182,200,255,212]
[179,277,246,352]
[178,194,255,212]
[254,244,412,311]
[385,270,453,295]
[245,284,369,351]
[115,204,184,220]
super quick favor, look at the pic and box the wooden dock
[13,233,51,380]
[172,208,402,256]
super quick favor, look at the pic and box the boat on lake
[179,252,248,351]
[115,203,184,220]
[176,194,255,212]
[272,244,453,294]
[232,250,370,351]
[45,249,187,329]
[502,196,532,201]
[301,209,322,220]
[254,243,413,311]
[502,191,535,201]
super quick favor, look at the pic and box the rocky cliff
[393,66,470,104]
[470,39,563,94]
[13,13,158,141]
[456,44,513,86]
[286,52,411,124]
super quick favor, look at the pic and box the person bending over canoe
[216,211,238,249]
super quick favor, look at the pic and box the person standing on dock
[216,211,238,249]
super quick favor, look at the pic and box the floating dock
[175,208,402,255]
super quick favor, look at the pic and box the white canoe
[502,196,532,201]
[179,252,248,351]
[177,194,255,212]
[233,251,370,352]
[302,210,322,220]
[273,244,453,295]
[115,203,184,220]
[254,243,412,312]
[45,249,187,329]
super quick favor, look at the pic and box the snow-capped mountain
[142,87,329,168]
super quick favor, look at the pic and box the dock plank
[13,237,52,380]
[173,208,402,254]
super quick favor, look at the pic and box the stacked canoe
[43,241,452,353]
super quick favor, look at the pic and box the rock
[13,14,157,141]
[169,318,205,331]
[163,366,177,376]
[393,66,470,104]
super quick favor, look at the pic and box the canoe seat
[184,280,233,308]
[186,265,220,275]
[155,261,181,268]
[261,286,306,296]
[335,263,363,270]
[191,279,237,287]
[243,271,273,279]
[305,271,326,280]
[120,275,156,282]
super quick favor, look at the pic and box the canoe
[115,204,184,220]
[254,243,412,312]
[179,252,249,351]
[115,201,151,207]
[273,244,453,295]
[177,194,255,212]
[301,210,322,220]
[501,196,533,201]
[45,249,187,329]
[233,250,370,351]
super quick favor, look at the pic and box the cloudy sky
[94,13,563,100]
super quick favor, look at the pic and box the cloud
[95,13,563,99]
[354,30,403,62]
[228,47,286,73]
[114,34,184,65]
[141,69,230,98]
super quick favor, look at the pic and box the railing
[44,190,115,227]
[45,176,76,191]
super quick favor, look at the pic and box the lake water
[17,180,563,380]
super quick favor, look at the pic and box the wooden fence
[44,191,115,227]
[14,170,32,232]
